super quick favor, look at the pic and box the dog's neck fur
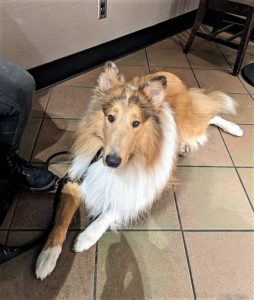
[73,104,177,227]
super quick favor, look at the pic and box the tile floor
[0,31,254,299]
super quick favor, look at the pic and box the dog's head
[95,62,167,169]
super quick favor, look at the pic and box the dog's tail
[188,88,237,116]
[188,88,243,137]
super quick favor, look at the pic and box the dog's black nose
[106,154,122,168]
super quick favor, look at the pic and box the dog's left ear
[98,61,125,92]
[142,76,167,106]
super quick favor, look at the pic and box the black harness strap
[62,147,103,185]
[0,147,103,264]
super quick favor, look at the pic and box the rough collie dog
[35,62,242,280]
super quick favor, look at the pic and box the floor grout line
[183,229,254,232]
[184,52,201,88]
[25,162,254,169]
[173,190,197,300]
[93,243,98,300]
[5,190,22,243]
[2,228,254,232]
[218,129,254,213]
[216,44,254,97]
[178,165,254,168]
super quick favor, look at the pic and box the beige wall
[0,0,199,69]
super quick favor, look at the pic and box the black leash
[0,148,103,264]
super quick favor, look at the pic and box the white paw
[231,124,243,137]
[73,231,96,253]
[35,246,62,280]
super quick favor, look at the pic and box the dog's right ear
[98,62,125,92]
[142,76,167,107]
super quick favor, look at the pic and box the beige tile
[32,89,51,117]
[48,162,70,177]
[20,117,42,161]
[148,36,182,49]
[178,127,232,166]
[222,125,254,167]
[46,86,92,119]
[224,93,254,124]
[62,66,103,88]
[238,72,254,94]
[175,167,254,229]
[11,190,55,230]
[118,65,149,81]
[0,231,95,300]
[62,65,149,88]
[96,232,194,299]
[179,31,217,52]
[32,118,78,162]
[115,50,147,66]
[0,231,7,244]
[194,69,247,93]
[187,47,231,70]
[124,189,179,230]
[178,29,191,48]
[186,36,231,70]
[150,66,199,88]
[238,168,254,207]
[0,192,19,230]
[219,43,254,69]
[185,232,254,299]
[146,47,190,68]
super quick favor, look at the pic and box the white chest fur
[76,106,177,226]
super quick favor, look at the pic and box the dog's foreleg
[35,182,81,280]
[73,212,115,252]
[209,116,243,136]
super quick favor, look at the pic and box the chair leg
[233,11,254,76]
[183,0,207,54]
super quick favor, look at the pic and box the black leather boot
[0,154,59,264]
[7,155,58,192]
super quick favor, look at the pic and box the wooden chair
[183,0,254,75]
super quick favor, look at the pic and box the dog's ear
[98,61,125,92]
[142,76,167,106]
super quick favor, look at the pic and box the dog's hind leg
[209,116,243,137]
[35,182,81,280]
[73,211,115,252]
[178,143,191,157]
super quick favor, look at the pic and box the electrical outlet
[98,0,107,19]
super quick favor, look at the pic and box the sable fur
[35,62,242,280]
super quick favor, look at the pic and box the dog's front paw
[35,246,62,280]
[73,231,96,253]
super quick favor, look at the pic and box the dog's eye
[108,114,115,123]
[132,120,140,128]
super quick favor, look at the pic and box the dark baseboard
[28,10,196,90]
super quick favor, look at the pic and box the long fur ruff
[35,62,243,280]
